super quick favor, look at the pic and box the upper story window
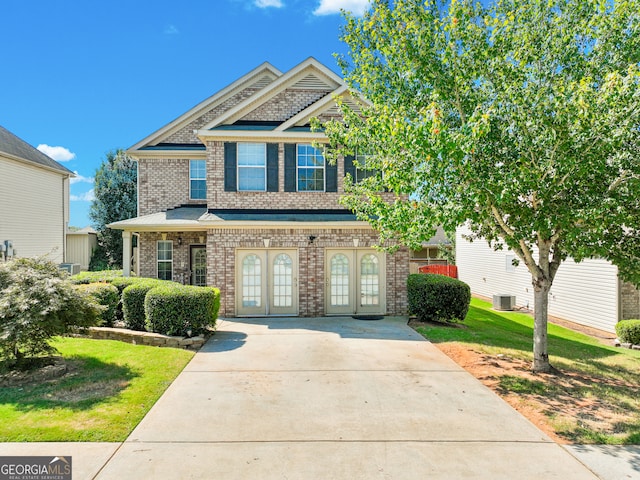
[190,160,206,200]
[297,144,325,192]
[238,143,266,191]
[355,152,375,183]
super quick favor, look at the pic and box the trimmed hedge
[145,285,220,337]
[122,280,167,331]
[74,282,120,327]
[615,319,640,345]
[70,270,124,285]
[408,273,471,323]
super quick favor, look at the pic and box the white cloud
[70,189,95,202]
[164,24,179,35]
[314,0,369,16]
[37,144,76,162]
[255,0,284,7]
[69,171,94,185]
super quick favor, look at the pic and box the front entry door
[236,249,298,316]
[190,246,207,286]
[325,249,385,315]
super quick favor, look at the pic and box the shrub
[145,285,220,337]
[74,283,119,327]
[0,257,101,366]
[122,280,166,331]
[407,273,471,323]
[616,319,640,345]
[70,270,123,285]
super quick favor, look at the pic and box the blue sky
[1,0,368,227]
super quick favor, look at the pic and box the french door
[325,249,386,315]
[236,249,298,316]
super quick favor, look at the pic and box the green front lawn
[0,337,193,442]
[414,298,640,444]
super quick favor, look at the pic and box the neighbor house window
[157,240,173,281]
[238,143,266,191]
[297,144,324,191]
[190,160,206,200]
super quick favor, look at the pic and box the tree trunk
[532,278,552,373]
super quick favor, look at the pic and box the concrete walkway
[1,316,632,479]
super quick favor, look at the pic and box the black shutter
[224,142,237,192]
[326,158,338,192]
[344,155,356,181]
[267,143,279,192]
[284,143,296,192]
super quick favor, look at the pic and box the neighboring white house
[0,125,74,264]
[66,227,98,271]
[456,225,640,333]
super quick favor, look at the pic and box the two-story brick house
[110,58,409,317]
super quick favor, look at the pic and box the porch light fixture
[263,238,271,248]
[178,237,183,246]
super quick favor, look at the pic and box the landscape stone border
[86,326,208,350]
[614,338,640,350]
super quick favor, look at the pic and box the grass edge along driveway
[413,298,640,445]
[0,337,194,442]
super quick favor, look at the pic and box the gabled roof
[201,57,343,131]
[128,62,283,152]
[0,125,74,176]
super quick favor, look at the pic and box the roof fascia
[202,57,344,130]
[110,221,372,231]
[128,62,282,152]
[0,152,75,177]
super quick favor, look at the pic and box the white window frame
[189,160,206,200]
[237,143,267,192]
[297,144,325,192]
[157,240,173,281]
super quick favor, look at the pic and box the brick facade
[124,59,411,319]
[620,280,640,321]
[241,89,331,122]
[138,229,409,318]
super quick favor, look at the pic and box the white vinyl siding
[456,225,620,333]
[66,233,97,271]
[0,155,68,263]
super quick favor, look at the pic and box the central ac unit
[59,263,81,275]
[493,294,516,311]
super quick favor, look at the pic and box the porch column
[122,231,132,277]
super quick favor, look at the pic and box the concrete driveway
[90,316,598,479]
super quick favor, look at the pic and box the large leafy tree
[89,149,137,269]
[322,0,640,372]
